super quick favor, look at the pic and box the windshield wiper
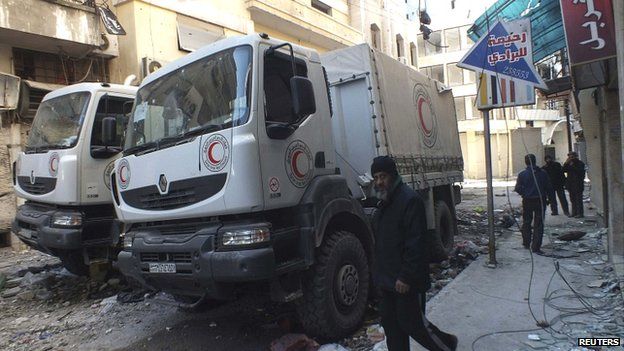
[182,124,222,138]
[123,141,158,156]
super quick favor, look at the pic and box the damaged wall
[578,88,605,215]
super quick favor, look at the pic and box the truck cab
[114,34,463,340]
[13,83,137,275]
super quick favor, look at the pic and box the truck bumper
[12,203,115,254]
[118,226,277,299]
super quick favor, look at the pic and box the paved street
[1,185,622,351]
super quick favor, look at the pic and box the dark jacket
[372,180,430,293]
[563,159,585,191]
[514,166,552,199]
[542,161,566,190]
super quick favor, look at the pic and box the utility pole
[483,109,496,267]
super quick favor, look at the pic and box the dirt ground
[0,186,535,351]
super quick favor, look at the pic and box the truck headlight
[51,213,82,227]
[220,227,270,247]
[123,234,134,249]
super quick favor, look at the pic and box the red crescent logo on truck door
[117,158,131,190]
[285,140,313,188]
[413,83,438,148]
[202,134,230,172]
[49,152,59,176]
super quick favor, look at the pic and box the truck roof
[42,83,138,102]
[140,34,321,89]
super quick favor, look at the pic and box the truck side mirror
[290,76,316,118]
[102,117,117,146]
[122,100,134,115]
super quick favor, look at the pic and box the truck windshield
[25,92,91,153]
[125,45,252,153]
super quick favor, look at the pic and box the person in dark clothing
[563,151,585,218]
[371,156,457,351]
[514,154,552,254]
[542,155,569,216]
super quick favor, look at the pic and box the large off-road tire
[58,250,89,276]
[296,231,369,341]
[435,200,456,252]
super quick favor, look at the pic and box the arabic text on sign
[487,47,528,66]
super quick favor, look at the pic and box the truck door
[257,47,331,209]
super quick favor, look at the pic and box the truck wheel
[296,231,369,341]
[58,251,89,276]
[435,200,456,252]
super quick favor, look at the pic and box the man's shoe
[532,250,545,255]
[551,212,559,216]
[563,212,570,217]
[523,244,530,249]
[448,334,458,351]
[574,215,584,218]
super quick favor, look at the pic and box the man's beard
[375,187,388,202]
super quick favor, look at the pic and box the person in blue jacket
[514,154,552,254]
[371,156,457,351]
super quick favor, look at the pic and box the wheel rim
[336,264,359,307]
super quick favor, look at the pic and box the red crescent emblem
[119,166,127,182]
[207,141,221,165]
[291,150,306,179]
[418,97,432,135]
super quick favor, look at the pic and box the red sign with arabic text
[560,0,616,66]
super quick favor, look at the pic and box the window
[463,26,475,49]
[445,28,460,52]
[425,31,443,55]
[396,34,404,58]
[13,48,109,85]
[264,52,308,124]
[409,42,417,66]
[311,0,332,15]
[465,70,476,84]
[423,65,444,83]
[469,96,480,119]
[417,34,426,57]
[90,96,134,157]
[447,63,463,86]
[454,97,466,121]
[371,24,381,50]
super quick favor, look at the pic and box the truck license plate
[149,263,176,273]
[19,229,35,239]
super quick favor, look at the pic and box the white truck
[113,34,463,339]
[12,83,137,275]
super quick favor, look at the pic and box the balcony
[246,0,362,51]
[0,0,103,57]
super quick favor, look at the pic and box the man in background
[542,155,569,216]
[563,151,586,218]
[514,154,552,254]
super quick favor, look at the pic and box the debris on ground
[558,231,586,241]
[269,333,320,351]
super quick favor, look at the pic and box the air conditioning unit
[398,56,409,65]
[92,33,120,58]
[141,57,167,79]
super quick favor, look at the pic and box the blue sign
[458,19,546,89]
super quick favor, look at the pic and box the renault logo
[30,171,36,185]
[158,174,168,194]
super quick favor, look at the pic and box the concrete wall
[578,88,604,214]
[510,128,544,175]
[0,0,100,47]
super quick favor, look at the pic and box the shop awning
[467,0,566,63]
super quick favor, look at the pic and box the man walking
[542,155,569,216]
[514,154,552,254]
[563,151,586,218]
[371,156,457,351]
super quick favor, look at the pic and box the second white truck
[113,34,462,339]
[13,83,137,275]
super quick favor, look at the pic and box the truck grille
[140,252,193,263]
[17,176,56,195]
[120,173,227,211]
